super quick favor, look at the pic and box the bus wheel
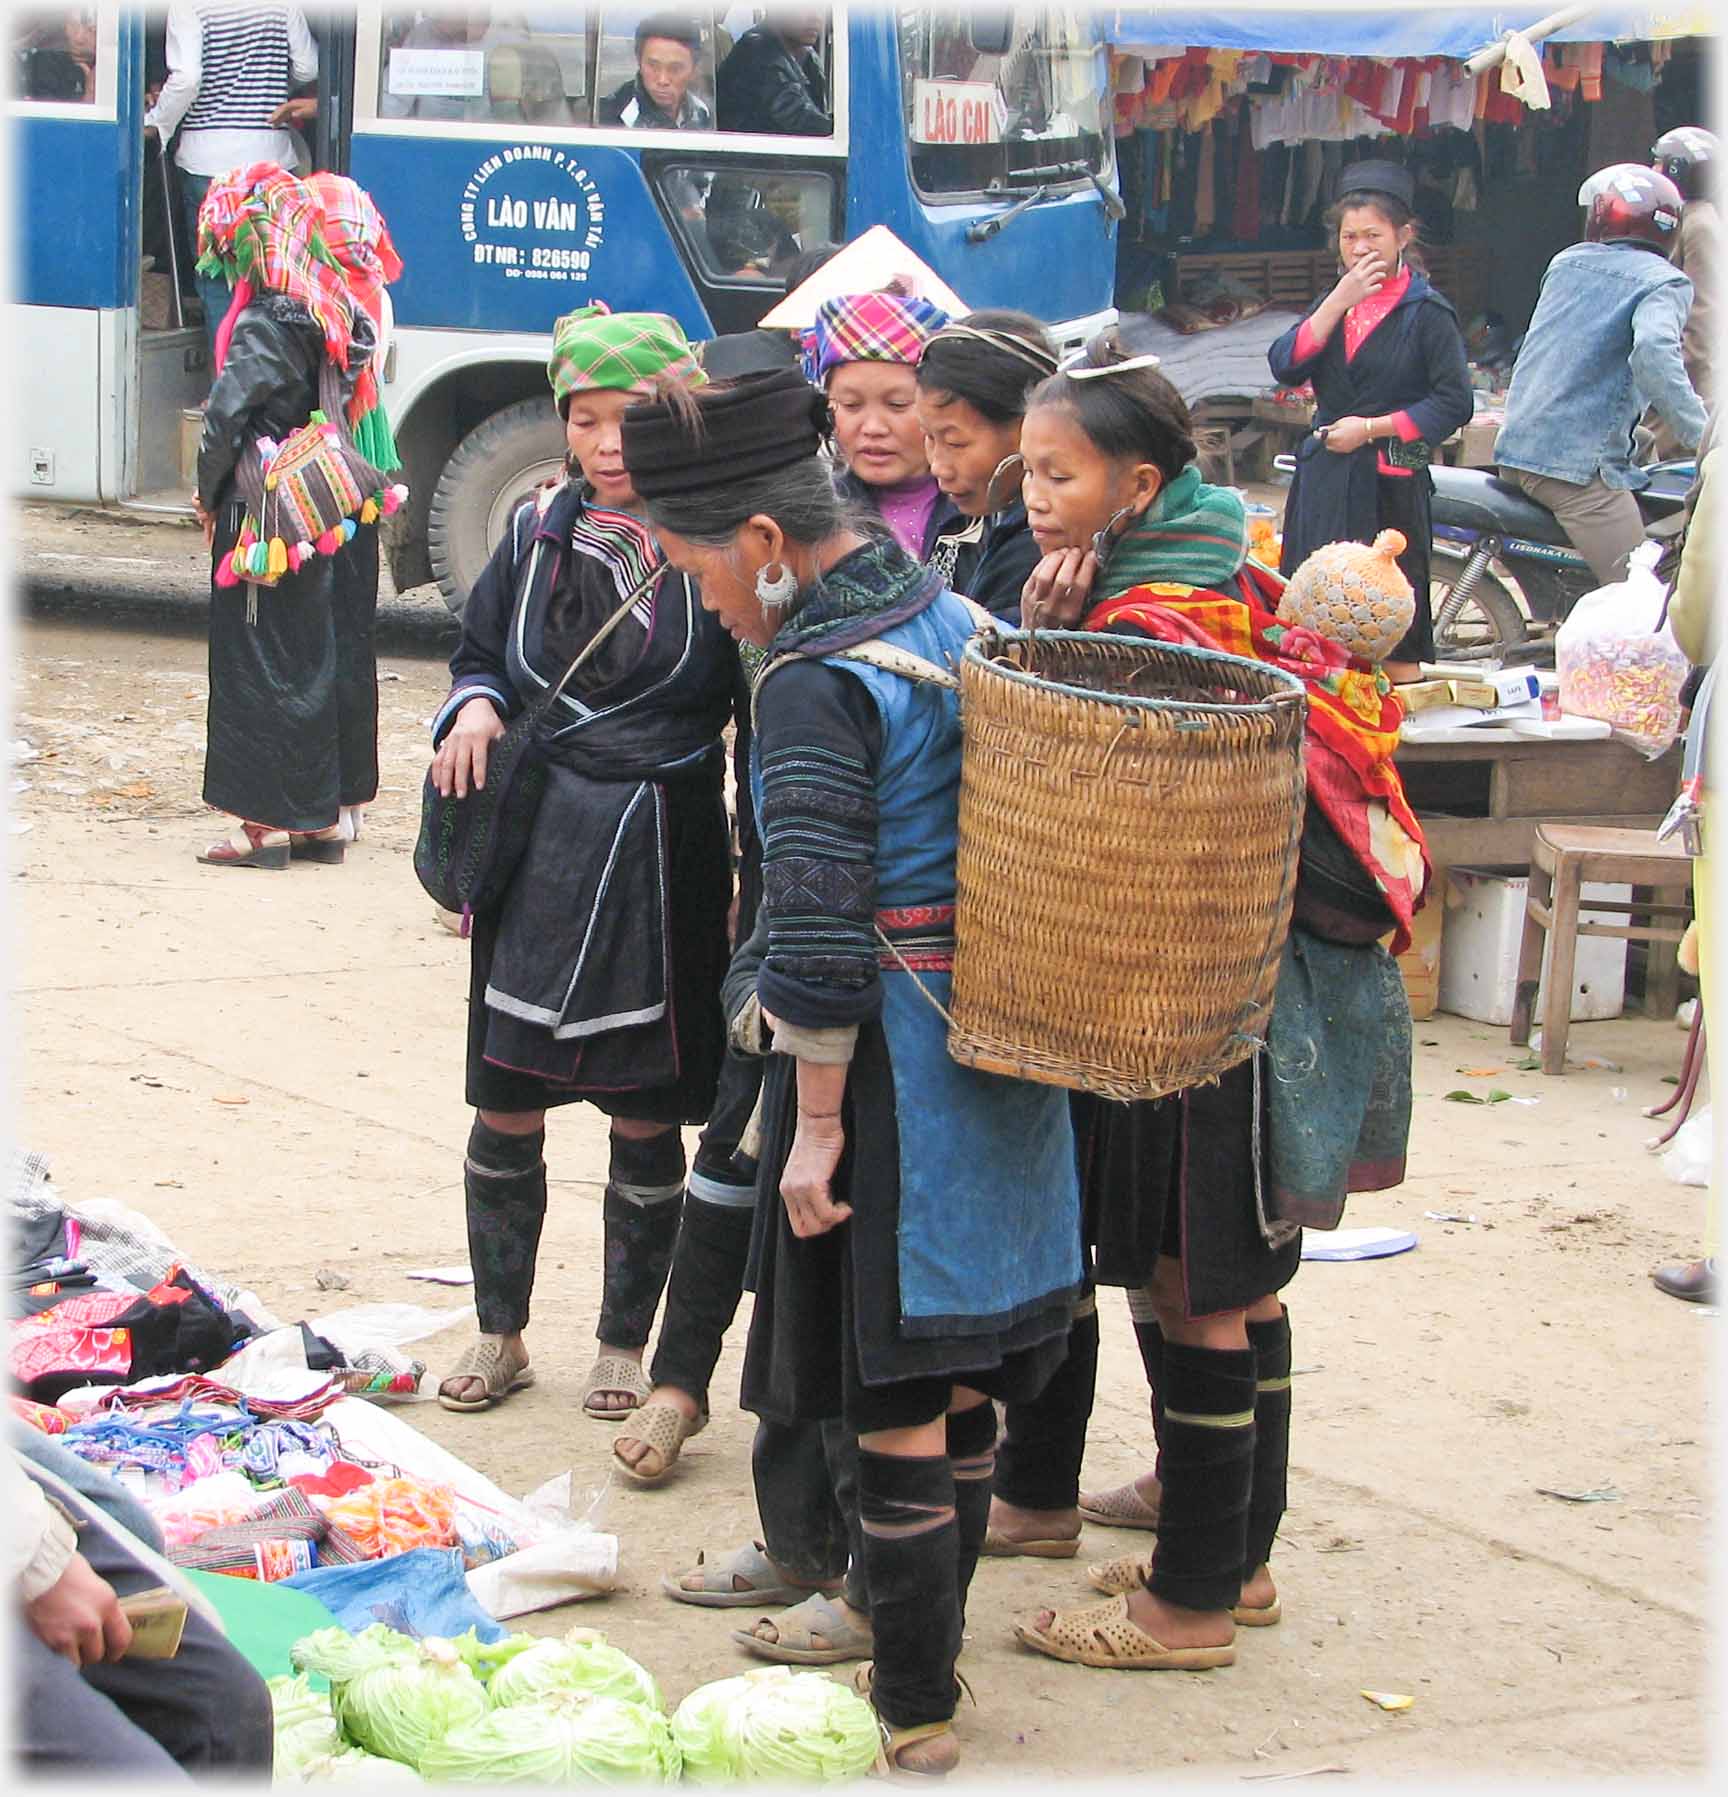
[428,398,567,616]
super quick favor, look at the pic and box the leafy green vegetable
[673,1667,881,1784]
[1442,1090,1485,1104]
[291,1624,416,1685]
[296,1746,424,1783]
[448,1627,540,1683]
[268,1674,343,1778]
[419,1691,681,1783]
[309,1637,488,1769]
[488,1629,663,1713]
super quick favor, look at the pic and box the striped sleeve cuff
[431,684,512,744]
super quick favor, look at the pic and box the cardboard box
[1455,418,1501,468]
[1437,867,1628,1026]
[1390,900,1443,1021]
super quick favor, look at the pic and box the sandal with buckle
[581,1353,652,1418]
[981,1523,1081,1560]
[197,823,290,870]
[853,1663,969,1780]
[733,1591,873,1665]
[1086,1552,1282,1626]
[289,825,347,864]
[1077,1476,1161,1531]
[1013,1593,1234,1670]
[436,1335,535,1412]
[661,1540,842,1610]
[612,1398,709,1485]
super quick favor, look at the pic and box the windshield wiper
[966,184,1052,243]
[994,158,1127,220]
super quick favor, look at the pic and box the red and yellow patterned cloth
[1084,562,1430,953]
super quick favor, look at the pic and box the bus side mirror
[968,10,1013,56]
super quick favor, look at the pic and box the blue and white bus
[10,4,1119,608]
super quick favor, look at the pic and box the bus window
[653,162,835,284]
[376,8,595,126]
[12,8,98,104]
[595,8,719,129]
[714,6,832,137]
[898,5,1107,198]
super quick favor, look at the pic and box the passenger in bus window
[716,6,829,136]
[600,13,712,129]
[16,9,98,102]
[378,6,496,121]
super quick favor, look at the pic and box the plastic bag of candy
[1555,541,1689,759]
[318,1474,458,1560]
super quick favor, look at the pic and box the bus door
[9,2,147,507]
[346,3,847,606]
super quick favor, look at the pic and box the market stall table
[1396,724,1686,1015]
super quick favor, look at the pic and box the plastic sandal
[611,1399,708,1485]
[1077,1476,1161,1530]
[980,1526,1081,1559]
[436,1335,534,1412]
[1086,1553,1282,1626]
[581,1353,652,1418]
[732,1591,874,1665]
[197,823,289,870]
[289,825,347,864]
[661,1540,841,1609]
[1013,1594,1235,1670]
[853,1662,966,1779]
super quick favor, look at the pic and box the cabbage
[295,1746,424,1784]
[267,1674,343,1778]
[290,1623,416,1684]
[329,1640,489,1768]
[419,1691,681,1784]
[672,1667,881,1784]
[487,1627,663,1713]
[447,1626,540,1683]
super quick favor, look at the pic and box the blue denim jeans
[177,169,234,361]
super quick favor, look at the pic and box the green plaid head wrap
[547,302,706,411]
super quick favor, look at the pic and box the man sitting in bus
[601,13,711,129]
[716,6,829,136]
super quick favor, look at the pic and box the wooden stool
[1509,824,1693,1074]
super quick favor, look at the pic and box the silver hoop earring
[987,452,1025,512]
[755,560,798,611]
[1091,503,1138,565]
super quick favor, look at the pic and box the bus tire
[427,398,567,617]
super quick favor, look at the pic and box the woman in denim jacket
[1494,163,1706,587]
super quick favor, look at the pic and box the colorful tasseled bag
[217,358,407,596]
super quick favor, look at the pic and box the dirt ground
[5,504,1721,1784]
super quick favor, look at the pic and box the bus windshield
[898,5,1106,198]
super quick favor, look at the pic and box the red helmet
[1578,164,1684,250]
[1651,126,1717,202]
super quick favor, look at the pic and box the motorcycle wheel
[1430,543,1528,663]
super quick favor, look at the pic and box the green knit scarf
[1097,465,1249,600]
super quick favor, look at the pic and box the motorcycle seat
[1428,464,1573,545]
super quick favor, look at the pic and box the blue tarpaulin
[1105,5,1710,57]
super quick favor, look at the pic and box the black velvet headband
[621,368,830,497]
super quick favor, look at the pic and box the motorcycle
[1273,454,1694,663]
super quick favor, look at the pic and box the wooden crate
[1389,897,1444,1022]
[1175,246,1488,321]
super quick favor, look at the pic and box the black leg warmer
[857,1451,959,1731]
[464,1118,547,1336]
[754,1418,850,1590]
[1244,1306,1292,1579]
[596,1130,687,1350]
[1145,1342,1256,1615]
[994,1296,1098,1511]
[647,1194,754,1406]
[824,1422,870,1616]
[947,1402,998,1630]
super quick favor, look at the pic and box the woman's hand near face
[430,696,507,799]
[1330,254,1388,312]
[1021,547,1097,628]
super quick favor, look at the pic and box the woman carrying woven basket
[617,368,1082,1775]
[427,305,737,1422]
[989,332,1424,1674]
[912,310,1058,620]
[192,163,392,869]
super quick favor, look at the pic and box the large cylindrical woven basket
[948,628,1308,1101]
